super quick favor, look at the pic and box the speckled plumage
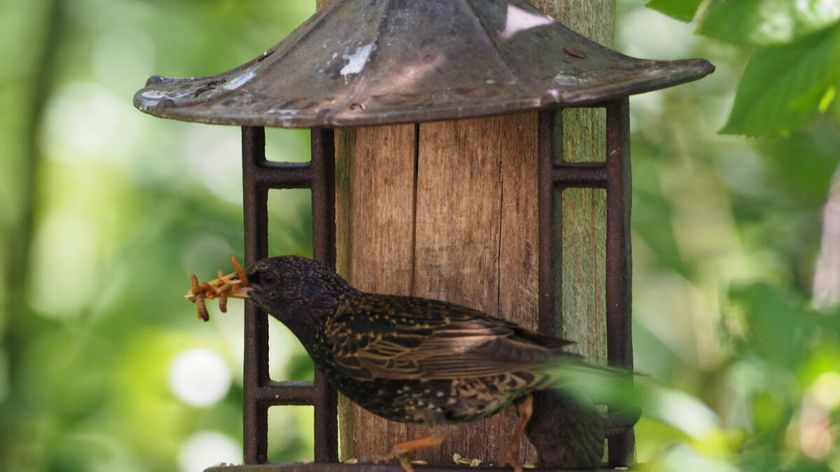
[243,256,585,468]
[313,293,560,425]
[245,256,577,427]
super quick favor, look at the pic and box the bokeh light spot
[181,126,243,204]
[28,213,98,318]
[178,431,241,472]
[811,371,840,410]
[169,348,231,407]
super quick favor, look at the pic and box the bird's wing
[324,294,578,381]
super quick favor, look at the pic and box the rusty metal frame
[538,98,633,467]
[240,99,632,468]
[242,126,338,464]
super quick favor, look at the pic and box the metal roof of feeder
[133,0,714,128]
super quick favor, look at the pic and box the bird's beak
[212,281,251,299]
[184,271,251,301]
[185,256,252,321]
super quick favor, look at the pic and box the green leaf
[757,130,839,206]
[728,283,806,368]
[646,0,703,22]
[833,89,840,124]
[700,0,840,46]
[721,25,840,136]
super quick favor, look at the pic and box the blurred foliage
[0,0,839,471]
[0,1,317,471]
[634,0,840,470]
[649,0,840,136]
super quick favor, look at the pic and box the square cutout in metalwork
[265,128,311,163]
[267,189,313,258]
[558,187,608,363]
[268,406,315,463]
[558,107,608,164]
[267,320,314,383]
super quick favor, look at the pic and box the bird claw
[367,453,415,472]
[503,447,523,472]
[505,458,523,472]
[399,456,416,472]
[185,255,250,321]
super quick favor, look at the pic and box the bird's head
[244,256,356,320]
[187,256,356,343]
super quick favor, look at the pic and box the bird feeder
[134,0,713,470]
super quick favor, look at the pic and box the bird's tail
[540,359,641,408]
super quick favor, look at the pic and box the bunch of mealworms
[185,255,249,321]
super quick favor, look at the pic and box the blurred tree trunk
[0,0,61,470]
[319,0,615,466]
[812,167,840,310]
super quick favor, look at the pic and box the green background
[2,0,840,471]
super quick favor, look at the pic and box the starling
[525,389,639,468]
[188,255,610,472]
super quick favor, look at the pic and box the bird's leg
[388,426,449,472]
[504,394,533,472]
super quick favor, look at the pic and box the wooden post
[322,0,616,465]
[533,0,616,364]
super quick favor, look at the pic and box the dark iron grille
[538,98,633,467]
[240,99,632,467]
[242,126,338,464]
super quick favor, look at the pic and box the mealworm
[196,294,209,322]
[190,274,201,297]
[219,292,228,313]
[231,255,248,286]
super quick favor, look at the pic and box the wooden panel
[498,115,541,333]
[335,124,418,461]
[560,109,608,364]
[533,0,615,45]
[410,113,539,466]
[330,0,616,466]
[345,125,417,294]
[335,114,540,466]
[532,1,614,364]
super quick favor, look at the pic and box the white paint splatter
[223,70,256,90]
[141,90,173,100]
[136,88,192,110]
[340,43,374,78]
[266,108,299,115]
[499,5,554,40]
[553,74,588,86]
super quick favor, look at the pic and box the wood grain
[336,114,539,465]
[329,0,616,466]
[533,0,615,364]
[335,124,418,462]
[413,113,539,465]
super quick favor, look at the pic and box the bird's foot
[377,434,444,472]
[185,255,250,321]
[369,451,419,472]
[503,447,524,472]
[369,451,398,465]
[398,454,415,472]
[503,394,533,472]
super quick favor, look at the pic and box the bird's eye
[261,272,275,285]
